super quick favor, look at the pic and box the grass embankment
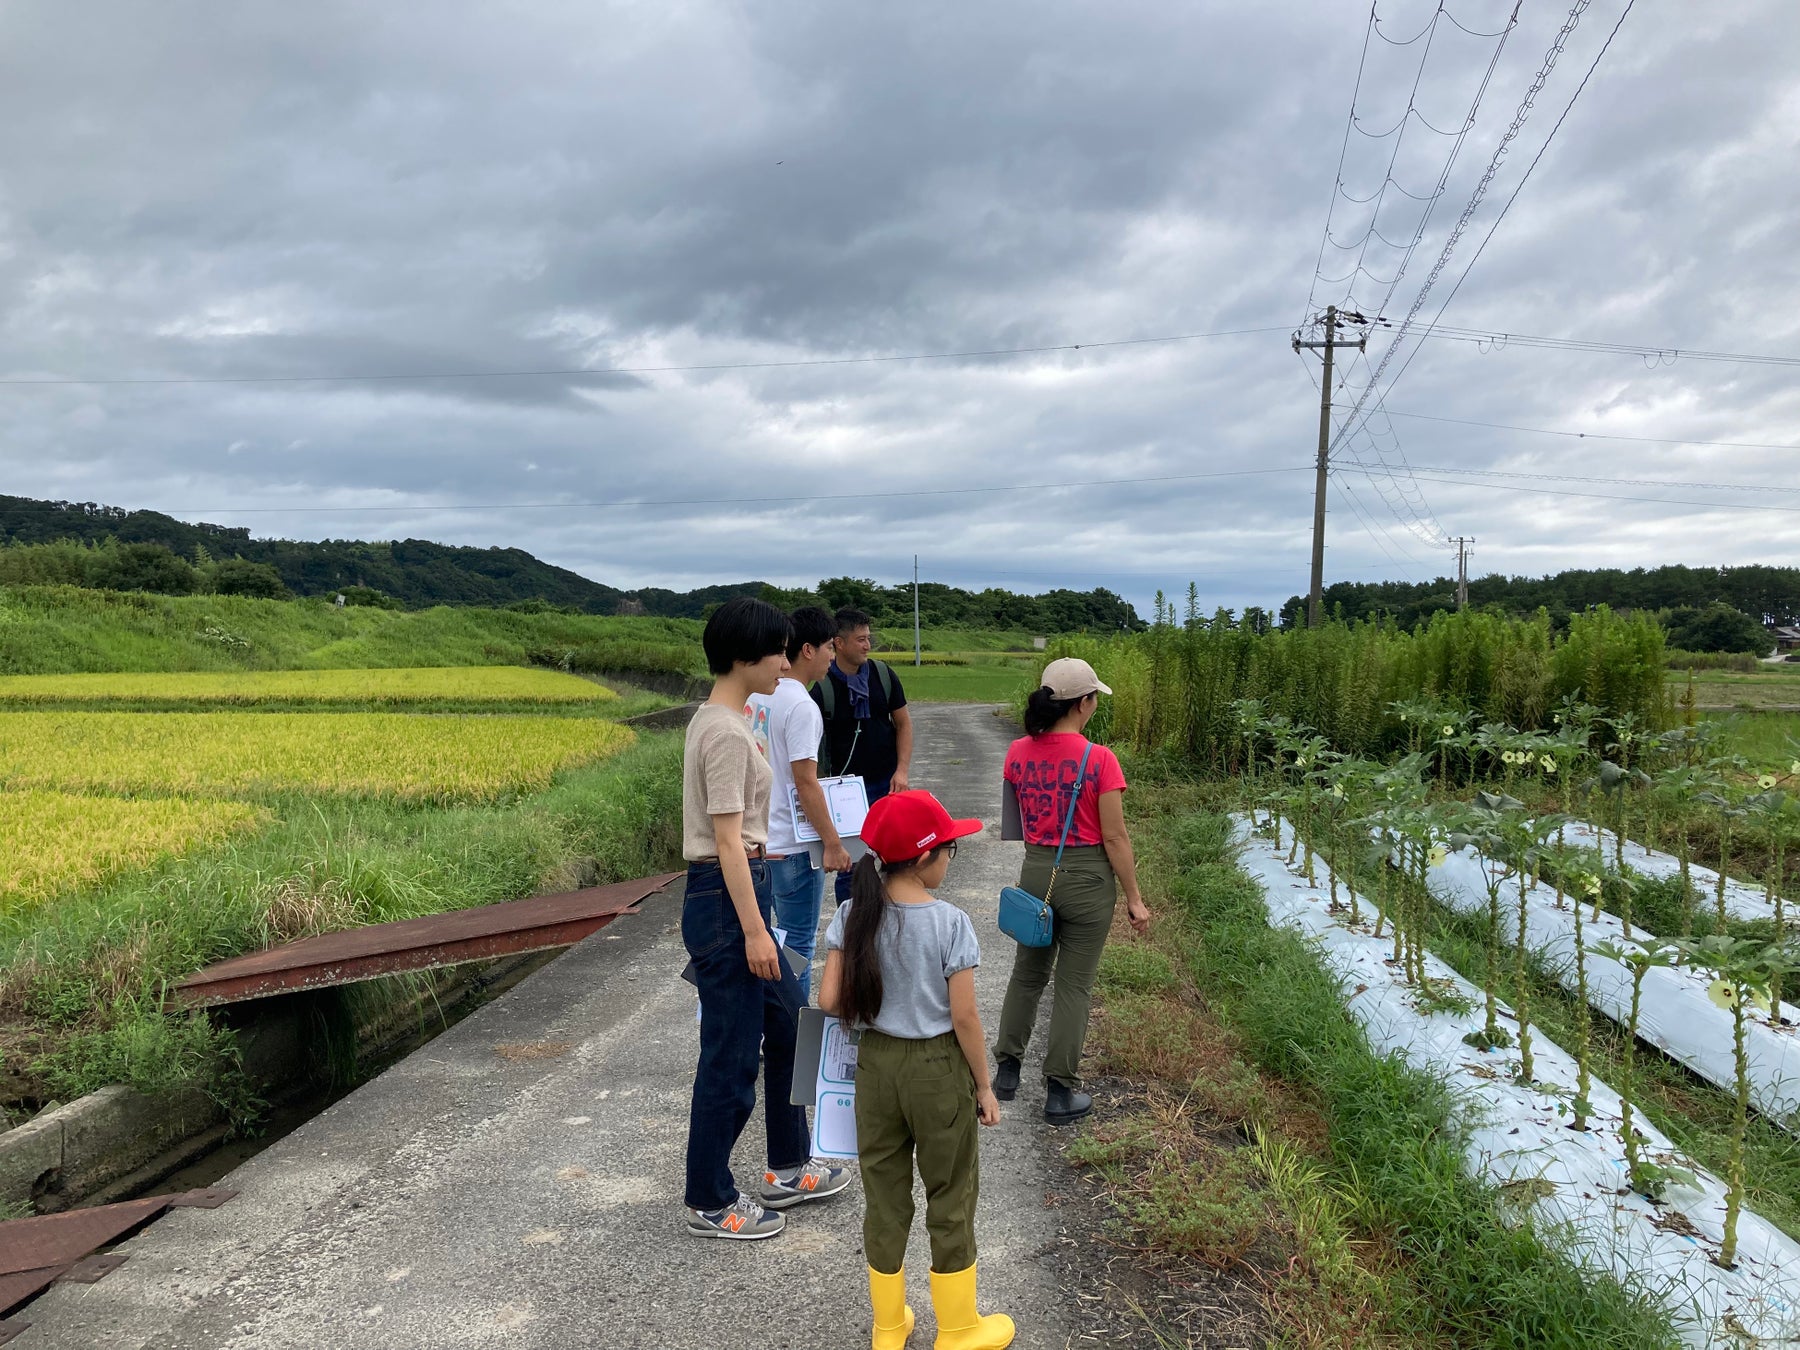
[1069,774,1678,1348]
[0,585,702,677]
[1,732,683,1110]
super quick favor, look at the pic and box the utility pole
[1453,536,1474,610]
[912,555,921,667]
[1293,306,1365,628]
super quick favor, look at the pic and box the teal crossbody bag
[997,744,1093,949]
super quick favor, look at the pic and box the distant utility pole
[1293,305,1366,628]
[1454,536,1474,609]
[913,555,921,667]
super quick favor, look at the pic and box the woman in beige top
[681,597,849,1241]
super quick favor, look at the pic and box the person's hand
[975,1087,1001,1127]
[745,927,782,981]
[824,841,853,873]
[889,767,910,793]
[1126,895,1151,935]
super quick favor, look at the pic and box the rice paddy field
[0,665,617,708]
[0,655,679,1114]
[0,710,633,803]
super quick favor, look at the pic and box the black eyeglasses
[943,840,959,859]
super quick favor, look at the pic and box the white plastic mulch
[1558,819,1779,926]
[1420,843,1800,1131]
[1234,817,1800,1348]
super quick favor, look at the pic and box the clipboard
[1001,778,1023,841]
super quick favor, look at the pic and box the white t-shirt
[744,677,825,853]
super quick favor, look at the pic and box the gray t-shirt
[823,897,981,1039]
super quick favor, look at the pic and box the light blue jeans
[768,852,826,987]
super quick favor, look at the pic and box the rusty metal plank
[174,872,678,1008]
[60,1253,128,1284]
[0,1314,33,1345]
[0,1198,168,1278]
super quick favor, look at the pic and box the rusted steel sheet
[0,1190,230,1317]
[173,873,679,1008]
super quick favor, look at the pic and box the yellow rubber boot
[928,1264,1014,1350]
[869,1266,916,1349]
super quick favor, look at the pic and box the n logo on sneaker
[720,1212,746,1233]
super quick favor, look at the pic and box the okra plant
[1589,936,1680,1199]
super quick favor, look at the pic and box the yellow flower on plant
[1582,874,1603,898]
[1759,775,1778,790]
[1441,725,1454,737]
[1428,845,1448,868]
[1542,756,1557,773]
[1791,760,1800,775]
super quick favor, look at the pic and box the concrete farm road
[20,703,1078,1350]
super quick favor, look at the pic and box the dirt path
[20,703,1082,1350]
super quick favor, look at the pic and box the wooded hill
[0,494,1139,630]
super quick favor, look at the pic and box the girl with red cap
[819,790,1014,1350]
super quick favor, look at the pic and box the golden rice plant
[0,789,263,911]
[0,713,636,803]
[0,666,615,707]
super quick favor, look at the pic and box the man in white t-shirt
[744,606,851,985]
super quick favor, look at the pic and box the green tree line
[1281,564,1800,632]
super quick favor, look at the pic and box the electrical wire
[1365,407,1800,453]
[1340,463,1800,514]
[0,325,1293,389]
[135,463,1316,517]
[1336,0,1637,450]
[1331,0,1601,455]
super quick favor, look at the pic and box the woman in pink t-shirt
[993,657,1150,1126]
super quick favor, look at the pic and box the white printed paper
[810,1014,860,1159]
[790,775,871,844]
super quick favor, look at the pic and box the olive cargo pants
[855,1030,980,1276]
[994,844,1118,1089]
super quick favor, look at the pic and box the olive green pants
[994,844,1118,1089]
[855,1030,979,1276]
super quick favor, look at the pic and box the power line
[0,316,1790,389]
[1331,0,1605,455]
[1338,0,1638,447]
[1365,407,1800,452]
[1341,463,1800,514]
[0,326,1293,388]
[1402,464,1800,493]
[140,463,1314,517]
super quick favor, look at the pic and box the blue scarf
[838,660,872,718]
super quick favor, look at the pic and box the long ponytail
[836,855,889,1028]
[1024,685,1084,736]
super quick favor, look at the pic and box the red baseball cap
[862,790,984,865]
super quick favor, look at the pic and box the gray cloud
[0,0,1796,618]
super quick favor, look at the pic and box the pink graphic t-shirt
[1002,733,1127,847]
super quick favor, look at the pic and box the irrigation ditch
[1,943,561,1215]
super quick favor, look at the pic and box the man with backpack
[812,606,913,904]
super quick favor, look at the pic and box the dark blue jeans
[834,776,892,905]
[682,859,810,1212]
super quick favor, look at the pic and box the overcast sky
[1,1,1796,616]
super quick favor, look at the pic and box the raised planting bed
[1419,840,1800,1131]
[1558,819,1781,926]
[1235,818,1800,1347]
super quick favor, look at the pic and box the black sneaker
[993,1055,1021,1102]
[1045,1080,1092,1126]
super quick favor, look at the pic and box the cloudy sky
[1,1,1796,615]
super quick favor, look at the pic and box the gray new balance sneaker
[757,1159,852,1210]
[687,1193,785,1240]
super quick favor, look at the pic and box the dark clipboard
[1001,778,1023,842]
